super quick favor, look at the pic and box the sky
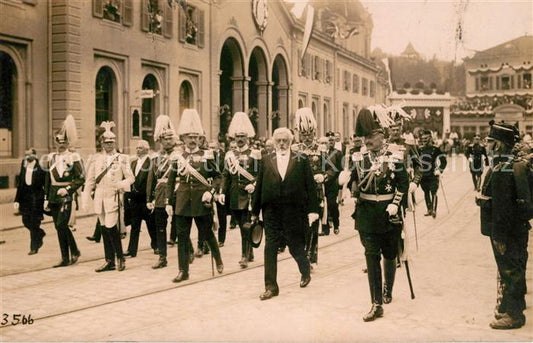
[361,0,533,62]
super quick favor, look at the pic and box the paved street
[0,156,531,342]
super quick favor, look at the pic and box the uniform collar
[185,147,200,154]
[237,144,249,152]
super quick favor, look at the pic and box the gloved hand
[313,174,325,183]
[308,213,319,226]
[250,215,258,223]
[386,203,399,217]
[165,204,173,216]
[57,188,68,197]
[43,200,49,212]
[202,191,213,203]
[434,170,441,176]
[408,182,417,194]
[468,157,473,163]
[13,202,19,211]
[217,194,226,205]
[338,170,351,186]
[146,202,155,211]
[244,184,255,194]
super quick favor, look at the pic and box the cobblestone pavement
[0,156,531,342]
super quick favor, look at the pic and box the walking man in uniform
[168,109,224,282]
[465,134,489,191]
[222,111,261,268]
[83,122,134,272]
[43,115,84,268]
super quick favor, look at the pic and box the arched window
[0,52,17,158]
[298,99,304,109]
[323,102,329,132]
[179,80,193,115]
[95,66,115,133]
[141,74,159,146]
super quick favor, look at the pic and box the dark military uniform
[295,143,337,262]
[465,142,489,190]
[478,154,530,326]
[222,145,261,265]
[324,146,342,234]
[349,146,409,308]
[146,150,173,265]
[415,144,447,215]
[44,151,84,265]
[168,148,224,278]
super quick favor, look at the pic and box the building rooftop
[468,35,533,61]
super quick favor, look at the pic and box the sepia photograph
[0,0,532,341]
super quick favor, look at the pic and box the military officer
[83,122,134,272]
[465,134,489,191]
[293,108,337,264]
[221,111,261,268]
[477,120,531,329]
[349,107,415,322]
[168,109,224,282]
[416,130,447,218]
[43,115,84,268]
[147,115,176,269]
[324,131,343,235]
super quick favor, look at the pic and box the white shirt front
[276,151,290,180]
[25,160,35,186]
[135,155,148,176]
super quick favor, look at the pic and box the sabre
[439,176,450,214]
[407,191,419,251]
[404,260,415,299]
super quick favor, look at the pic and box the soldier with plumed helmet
[146,115,177,269]
[221,111,261,269]
[83,121,134,272]
[167,109,224,282]
[348,106,413,322]
[43,115,84,268]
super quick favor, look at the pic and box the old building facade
[0,0,387,189]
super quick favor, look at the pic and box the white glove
[57,188,68,197]
[386,203,399,217]
[165,204,173,216]
[308,213,319,226]
[244,184,255,194]
[338,170,351,186]
[434,170,441,176]
[313,174,325,183]
[13,202,19,211]
[43,200,49,211]
[202,191,213,203]
[468,157,473,163]
[146,202,155,211]
[217,194,226,205]
[408,182,418,194]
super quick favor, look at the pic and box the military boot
[383,258,397,304]
[152,256,167,269]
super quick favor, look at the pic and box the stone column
[277,85,289,128]
[230,76,249,112]
[256,80,269,137]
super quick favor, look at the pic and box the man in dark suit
[251,127,319,300]
[14,148,46,255]
[324,131,343,235]
[125,140,156,257]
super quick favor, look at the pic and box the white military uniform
[84,151,134,228]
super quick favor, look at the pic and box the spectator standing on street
[14,148,46,255]
[477,120,531,329]
[43,115,84,268]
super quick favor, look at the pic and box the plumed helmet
[55,114,78,145]
[294,107,317,134]
[355,105,394,138]
[154,115,176,141]
[177,109,204,136]
[227,111,255,138]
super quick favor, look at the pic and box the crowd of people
[13,104,532,329]
[451,94,533,113]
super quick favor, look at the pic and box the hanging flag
[300,5,314,60]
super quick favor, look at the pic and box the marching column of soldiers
[14,102,531,330]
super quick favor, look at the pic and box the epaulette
[224,150,235,161]
[386,143,405,161]
[250,149,262,160]
[168,150,182,161]
[69,152,81,162]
